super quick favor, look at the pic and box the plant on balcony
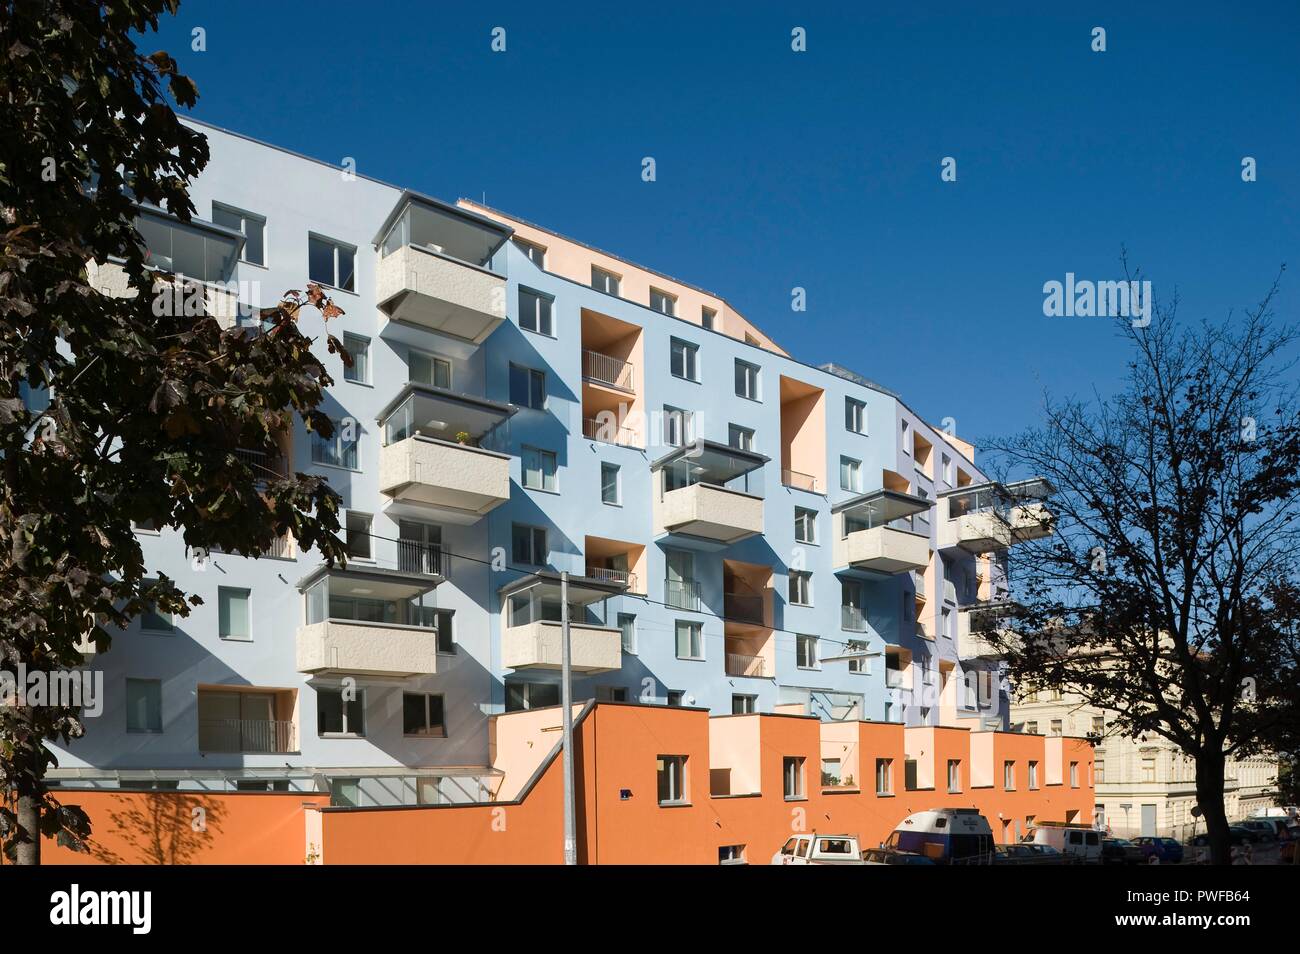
[455,431,471,445]
[0,0,351,864]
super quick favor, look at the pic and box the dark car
[1132,836,1184,864]
[1188,828,1251,848]
[862,848,936,866]
[1236,820,1279,843]
[1102,838,1147,865]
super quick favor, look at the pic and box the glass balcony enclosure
[302,566,444,630]
[837,488,932,536]
[134,208,243,285]
[380,383,514,451]
[657,441,768,499]
[377,195,509,271]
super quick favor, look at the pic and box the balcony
[375,195,511,344]
[583,415,642,448]
[1009,502,1054,542]
[585,565,637,590]
[957,601,1023,660]
[724,591,765,626]
[833,490,932,573]
[233,446,287,482]
[939,479,1055,552]
[378,384,514,523]
[198,719,297,754]
[297,620,440,678]
[942,509,1014,552]
[583,350,635,392]
[665,578,703,611]
[781,468,820,493]
[726,652,768,678]
[653,441,767,545]
[501,621,622,674]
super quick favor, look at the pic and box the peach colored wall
[489,703,586,800]
[32,790,328,865]
[709,714,763,796]
[779,384,826,488]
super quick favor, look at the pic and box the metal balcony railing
[398,540,443,577]
[726,652,767,678]
[724,591,765,625]
[234,446,287,480]
[198,718,296,754]
[665,578,702,611]
[582,350,635,392]
[583,417,640,448]
[841,605,867,632]
[781,468,819,493]
[585,565,636,590]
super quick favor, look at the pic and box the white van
[884,809,994,864]
[771,833,864,865]
[1023,823,1102,863]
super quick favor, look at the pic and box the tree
[0,0,349,863]
[983,264,1300,865]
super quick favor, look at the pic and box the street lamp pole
[560,570,577,865]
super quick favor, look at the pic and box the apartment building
[46,119,1055,807]
[1011,691,1278,839]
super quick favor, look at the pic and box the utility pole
[560,571,576,865]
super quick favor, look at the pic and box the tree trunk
[1195,747,1230,866]
[13,790,40,865]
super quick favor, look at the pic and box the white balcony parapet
[379,436,511,520]
[376,244,505,343]
[834,525,930,574]
[502,621,622,674]
[296,620,440,678]
[660,482,764,544]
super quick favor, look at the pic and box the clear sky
[150,0,1299,451]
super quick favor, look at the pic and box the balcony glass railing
[781,468,820,493]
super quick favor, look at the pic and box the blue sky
[151,0,1299,450]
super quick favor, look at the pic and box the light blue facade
[51,120,1011,805]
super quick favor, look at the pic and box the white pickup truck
[771,833,864,865]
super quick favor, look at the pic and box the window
[657,755,687,804]
[505,681,560,712]
[513,237,546,267]
[345,512,372,560]
[409,350,452,389]
[941,606,952,641]
[845,397,867,434]
[941,453,953,484]
[330,778,360,807]
[788,570,812,607]
[591,265,620,296]
[649,288,676,316]
[312,417,359,469]
[140,582,173,633]
[734,359,760,400]
[839,456,862,492]
[618,613,637,654]
[783,756,806,800]
[794,507,817,544]
[434,610,454,654]
[1004,760,1016,790]
[1070,761,1080,788]
[596,686,628,702]
[125,679,162,733]
[728,423,755,451]
[211,203,265,266]
[217,587,251,641]
[1028,760,1040,789]
[666,690,684,707]
[1091,715,1104,736]
[718,844,745,864]
[796,634,818,669]
[1026,721,1039,734]
[701,306,716,330]
[601,462,621,504]
[662,405,696,447]
[901,419,910,453]
[509,363,546,410]
[318,688,365,736]
[511,524,547,565]
[343,333,370,384]
[822,759,842,786]
[876,758,893,795]
[1050,718,1063,736]
[307,234,355,292]
[521,446,558,492]
[846,639,869,673]
[1096,760,1105,783]
[732,694,756,714]
[947,759,962,792]
[403,693,446,737]
[518,287,554,335]
[670,338,699,382]
[675,620,704,660]
[1141,757,1156,782]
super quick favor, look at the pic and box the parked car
[1237,820,1281,843]
[884,809,994,865]
[1022,823,1103,863]
[1188,828,1252,847]
[1132,836,1184,864]
[1102,837,1147,865]
[862,848,936,865]
[996,843,1064,865]
[772,833,864,865]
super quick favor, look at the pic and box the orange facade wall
[30,789,328,865]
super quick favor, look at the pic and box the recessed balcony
[652,441,767,545]
[374,195,511,343]
[833,490,933,574]
[378,384,515,524]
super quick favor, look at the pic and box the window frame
[402,692,447,738]
[845,396,867,434]
[669,337,700,383]
[509,363,547,410]
[600,462,622,505]
[674,620,704,661]
[649,288,677,316]
[307,232,356,293]
[211,201,266,267]
[124,678,163,734]
[518,285,555,336]
[342,333,371,385]
[317,687,366,738]
[217,586,252,641]
[734,359,761,401]
[795,633,819,670]
[794,506,817,544]
[521,445,559,493]
[788,570,813,607]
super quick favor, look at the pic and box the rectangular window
[402,693,446,737]
[140,581,173,633]
[734,359,760,400]
[511,524,547,565]
[521,446,558,492]
[1004,760,1016,790]
[1095,760,1105,783]
[662,405,696,447]
[591,265,620,296]
[596,686,628,702]
[330,778,360,807]
[846,639,869,674]
[675,620,704,660]
[839,456,862,492]
[307,234,355,292]
[409,350,452,389]
[788,570,812,607]
[312,417,359,469]
[1091,715,1104,736]
[508,363,546,410]
[901,419,910,453]
[434,610,454,654]
[513,237,546,267]
[876,758,893,795]
[783,756,806,800]
[657,755,687,804]
[701,306,716,330]
[1141,757,1155,782]
[505,681,560,712]
[518,287,554,335]
[670,338,699,382]
[941,453,953,484]
[732,694,757,715]
[345,511,372,560]
[1070,761,1079,788]
[822,759,842,786]
[317,688,365,736]
[217,587,251,641]
[845,397,867,434]
[727,423,755,451]
[343,333,370,384]
[718,844,745,864]
[649,288,676,316]
[1050,718,1063,736]
[1028,760,1039,789]
[212,203,265,266]
[125,678,162,733]
[618,613,637,654]
[794,507,817,544]
[947,759,962,793]
[601,462,621,504]
[796,634,818,669]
